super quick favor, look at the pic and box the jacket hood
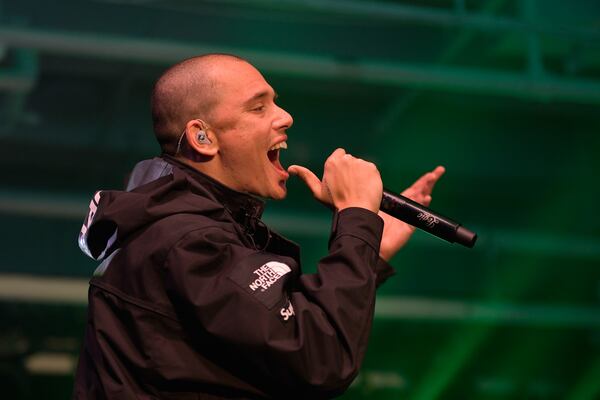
[78,156,265,261]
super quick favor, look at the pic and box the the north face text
[249,261,291,292]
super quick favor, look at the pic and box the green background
[0,0,599,398]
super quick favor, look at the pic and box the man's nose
[274,105,293,131]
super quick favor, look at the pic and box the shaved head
[151,53,248,155]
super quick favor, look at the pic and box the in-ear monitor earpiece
[197,130,211,144]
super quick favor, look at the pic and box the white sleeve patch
[265,261,291,276]
[248,261,291,292]
[228,255,297,310]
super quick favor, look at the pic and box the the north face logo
[248,261,291,292]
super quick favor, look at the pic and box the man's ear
[184,119,218,157]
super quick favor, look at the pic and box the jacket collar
[161,154,265,227]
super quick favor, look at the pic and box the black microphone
[381,189,477,248]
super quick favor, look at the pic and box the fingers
[400,165,446,205]
[288,164,332,205]
[323,148,382,213]
[331,148,347,158]
[290,149,383,213]
[432,165,445,179]
[425,165,445,192]
[288,165,321,194]
[417,165,446,193]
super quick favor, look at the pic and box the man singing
[73,54,444,399]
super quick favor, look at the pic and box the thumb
[288,165,331,205]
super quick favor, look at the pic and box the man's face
[206,60,293,200]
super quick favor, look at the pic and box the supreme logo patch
[279,298,295,322]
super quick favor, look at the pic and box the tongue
[268,149,285,172]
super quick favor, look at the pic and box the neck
[174,153,241,193]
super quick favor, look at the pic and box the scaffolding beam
[2,25,600,104]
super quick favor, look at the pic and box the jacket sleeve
[375,257,396,287]
[327,209,395,288]
[164,207,387,398]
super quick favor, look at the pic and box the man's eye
[251,105,265,112]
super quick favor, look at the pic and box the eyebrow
[243,90,278,106]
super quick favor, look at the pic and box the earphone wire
[175,128,187,156]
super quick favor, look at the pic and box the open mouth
[267,141,287,172]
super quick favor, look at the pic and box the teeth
[269,141,288,151]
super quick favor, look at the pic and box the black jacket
[73,155,395,399]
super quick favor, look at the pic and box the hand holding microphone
[288,148,383,214]
[288,150,477,260]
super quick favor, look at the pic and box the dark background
[0,0,599,398]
